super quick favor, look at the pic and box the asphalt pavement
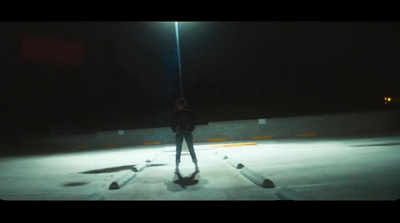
[1,134,400,200]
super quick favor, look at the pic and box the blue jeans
[175,131,197,164]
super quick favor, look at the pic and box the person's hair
[175,98,187,108]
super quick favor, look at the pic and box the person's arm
[189,111,195,132]
[171,113,178,132]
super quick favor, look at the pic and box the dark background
[0,21,399,140]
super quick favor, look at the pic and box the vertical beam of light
[175,22,183,98]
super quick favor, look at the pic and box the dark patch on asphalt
[352,142,400,147]
[63,182,89,187]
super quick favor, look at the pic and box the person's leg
[184,132,199,172]
[175,133,184,173]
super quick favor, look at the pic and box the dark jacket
[171,109,195,133]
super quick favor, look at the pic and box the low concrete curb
[146,155,157,166]
[214,152,228,159]
[85,192,105,200]
[226,157,244,169]
[109,171,137,190]
[146,157,156,167]
[132,163,147,172]
[276,187,311,200]
[219,154,229,160]
[240,167,275,188]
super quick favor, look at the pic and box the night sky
[0,21,399,138]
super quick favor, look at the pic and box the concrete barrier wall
[21,109,400,151]
[191,109,400,141]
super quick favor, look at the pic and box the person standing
[171,98,199,173]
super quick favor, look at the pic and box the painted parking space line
[74,145,90,149]
[252,136,273,139]
[211,142,257,148]
[143,142,162,145]
[208,138,228,142]
[103,144,118,148]
[296,133,318,137]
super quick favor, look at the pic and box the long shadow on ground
[79,165,134,174]
[79,164,168,174]
[173,172,200,189]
